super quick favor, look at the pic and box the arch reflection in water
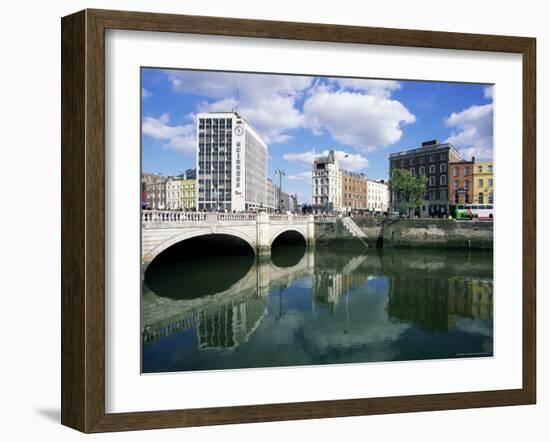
[142,248,493,373]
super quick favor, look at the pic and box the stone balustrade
[217,213,257,222]
[142,210,207,223]
[142,210,310,225]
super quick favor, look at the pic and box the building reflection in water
[197,298,267,351]
[142,247,493,356]
[387,275,493,333]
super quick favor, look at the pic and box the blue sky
[141,68,493,203]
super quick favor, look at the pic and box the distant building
[179,177,197,210]
[341,170,368,212]
[142,173,167,209]
[266,178,278,212]
[196,112,268,211]
[312,150,341,213]
[288,194,299,212]
[389,140,461,217]
[165,176,183,210]
[367,179,389,213]
[280,191,290,212]
[184,168,197,180]
[473,161,494,205]
[450,158,475,205]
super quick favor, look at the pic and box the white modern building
[196,112,268,212]
[367,179,389,213]
[312,150,341,213]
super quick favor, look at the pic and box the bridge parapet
[142,210,206,224]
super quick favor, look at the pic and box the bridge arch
[271,229,307,246]
[143,227,257,270]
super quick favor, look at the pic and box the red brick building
[449,158,475,204]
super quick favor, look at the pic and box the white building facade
[196,112,268,212]
[312,150,341,213]
[367,179,389,213]
[165,176,183,210]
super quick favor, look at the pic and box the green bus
[452,204,494,220]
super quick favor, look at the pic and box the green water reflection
[142,247,493,373]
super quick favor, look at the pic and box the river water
[142,246,493,373]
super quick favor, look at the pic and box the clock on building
[235,125,244,136]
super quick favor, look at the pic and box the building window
[429,164,435,174]
[488,192,494,204]
[410,167,415,176]
[478,193,484,203]
[478,165,483,173]
[440,153,446,161]
[453,166,459,177]
[419,166,425,176]
[440,174,447,186]
[488,178,493,187]
[410,158,415,165]
[429,190,435,200]
[478,179,484,187]
[440,163,447,173]
[464,166,471,176]
[488,165,493,172]
[440,189,447,200]
[419,156,425,164]
[464,181,469,190]
[429,154,434,162]
[429,176,435,186]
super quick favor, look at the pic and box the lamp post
[275,168,286,213]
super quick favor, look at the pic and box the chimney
[471,156,475,162]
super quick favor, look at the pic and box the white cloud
[165,70,312,144]
[142,88,153,99]
[286,171,312,181]
[283,151,315,164]
[142,113,195,155]
[197,97,239,113]
[284,149,369,172]
[331,78,402,98]
[303,90,415,150]
[445,103,493,160]
[484,86,494,100]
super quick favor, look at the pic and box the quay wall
[315,218,493,249]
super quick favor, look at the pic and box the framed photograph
[61,9,536,433]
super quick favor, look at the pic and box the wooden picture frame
[61,8,536,433]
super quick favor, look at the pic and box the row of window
[452,179,494,189]
[477,164,494,173]
[393,153,447,167]
[408,163,446,176]
[198,118,233,128]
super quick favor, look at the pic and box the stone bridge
[142,211,315,268]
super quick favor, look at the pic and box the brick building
[450,158,475,205]
[389,140,461,217]
[341,170,368,212]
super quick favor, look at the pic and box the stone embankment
[315,217,493,249]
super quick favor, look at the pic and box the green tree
[389,169,428,216]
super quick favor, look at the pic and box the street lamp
[275,168,286,213]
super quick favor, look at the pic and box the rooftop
[389,141,459,159]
